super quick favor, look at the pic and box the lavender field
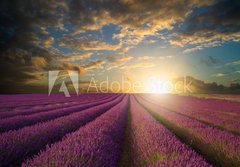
[0,94,240,167]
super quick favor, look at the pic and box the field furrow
[0,94,110,112]
[0,95,120,132]
[0,95,125,167]
[0,94,112,119]
[126,95,210,166]
[145,95,240,118]
[22,95,129,167]
[141,95,240,134]
[136,95,240,167]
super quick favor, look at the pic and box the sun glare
[145,76,172,94]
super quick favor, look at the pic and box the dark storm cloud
[0,0,68,92]
[184,0,240,34]
[0,0,66,49]
[0,0,101,92]
[0,0,213,51]
[0,0,218,51]
[170,0,240,49]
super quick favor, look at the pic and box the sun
[144,76,172,94]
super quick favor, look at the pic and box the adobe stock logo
[48,71,79,97]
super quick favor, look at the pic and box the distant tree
[230,83,240,90]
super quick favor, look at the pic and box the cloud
[212,72,227,77]
[138,56,154,61]
[0,0,238,92]
[170,0,240,51]
[65,0,214,47]
[169,40,184,47]
[183,46,204,53]
[106,55,172,71]
[31,57,47,67]
[232,78,240,83]
[105,55,133,70]
[59,36,122,51]
[138,56,173,61]
[57,62,84,73]
[55,59,106,73]
[112,0,214,45]
[107,55,133,62]
[39,26,49,35]
[200,56,218,66]
[120,62,155,70]
[225,60,240,66]
[42,37,55,46]
[59,52,93,62]
[83,60,106,70]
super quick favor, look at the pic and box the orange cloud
[42,37,54,46]
[59,52,93,62]
[31,57,47,67]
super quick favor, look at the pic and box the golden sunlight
[144,76,172,94]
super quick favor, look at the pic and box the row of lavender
[22,95,129,166]
[0,94,80,110]
[0,95,119,132]
[0,94,111,113]
[142,94,240,134]
[0,94,113,119]
[136,95,240,166]
[0,94,125,166]
[143,94,240,114]
[127,96,210,166]
[22,95,212,167]
[0,93,238,166]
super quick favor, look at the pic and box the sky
[0,0,240,93]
